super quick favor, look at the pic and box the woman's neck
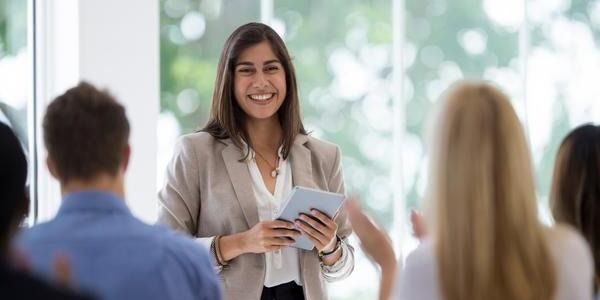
[245,117,282,150]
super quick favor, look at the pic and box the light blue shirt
[18,190,221,300]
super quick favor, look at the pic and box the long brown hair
[201,22,306,159]
[427,81,556,300]
[550,124,600,292]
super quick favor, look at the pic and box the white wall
[35,0,159,223]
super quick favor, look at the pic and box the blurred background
[3,0,600,299]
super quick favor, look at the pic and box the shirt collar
[57,190,131,216]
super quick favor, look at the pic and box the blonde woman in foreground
[347,81,595,300]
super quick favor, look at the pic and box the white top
[392,226,595,300]
[246,147,302,288]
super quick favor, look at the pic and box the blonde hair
[427,81,556,300]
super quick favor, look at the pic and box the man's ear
[121,144,131,172]
[46,156,59,179]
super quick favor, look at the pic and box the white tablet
[277,186,346,250]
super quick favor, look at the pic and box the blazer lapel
[290,135,318,189]
[222,141,259,228]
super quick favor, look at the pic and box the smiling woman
[158,22,355,300]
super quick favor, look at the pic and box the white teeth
[249,93,274,101]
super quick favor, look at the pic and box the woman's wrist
[320,245,343,266]
[320,235,341,255]
[219,232,246,261]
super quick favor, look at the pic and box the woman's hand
[345,198,397,300]
[219,220,300,262]
[241,220,301,254]
[345,199,396,267]
[294,209,338,253]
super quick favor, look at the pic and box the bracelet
[209,236,220,266]
[211,235,228,267]
[319,236,341,258]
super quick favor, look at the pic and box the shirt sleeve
[320,146,355,281]
[157,136,201,235]
[392,242,438,300]
[320,238,355,281]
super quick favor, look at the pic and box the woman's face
[233,41,287,122]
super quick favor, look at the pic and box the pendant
[271,168,279,178]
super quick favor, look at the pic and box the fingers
[298,214,329,235]
[261,237,295,251]
[268,220,296,230]
[270,228,301,239]
[295,218,329,246]
[300,230,326,249]
[309,209,337,229]
[268,237,295,246]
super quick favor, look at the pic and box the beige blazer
[158,132,354,300]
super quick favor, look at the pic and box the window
[0,0,35,223]
[160,0,600,298]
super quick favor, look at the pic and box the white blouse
[197,144,353,282]
[392,226,595,300]
[246,147,302,287]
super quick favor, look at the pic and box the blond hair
[427,81,556,300]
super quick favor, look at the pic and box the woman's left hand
[295,209,338,253]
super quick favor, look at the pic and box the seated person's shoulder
[404,240,435,272]
[544,224,594,275]
[17,219,58,247]
[155,226,212,267]
[393,240,439,299]
[545,224,591,256]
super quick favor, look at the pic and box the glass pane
[158,0,261,188]
[525,0,600,222]
[274,1,393,299]
[0,0,32,219]
[0,0,29,147]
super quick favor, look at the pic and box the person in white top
[550,124,600,298]
[346,81,595,300]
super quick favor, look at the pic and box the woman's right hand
[219,220,300,262]
[241,220,301,254]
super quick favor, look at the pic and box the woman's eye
[237,68,253,74]
[265,66,280,72]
